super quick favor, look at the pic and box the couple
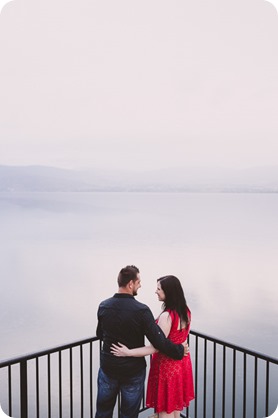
[95,265,194,418]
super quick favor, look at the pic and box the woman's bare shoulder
[158,311,172,322]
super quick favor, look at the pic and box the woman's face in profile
[155,282,166,302]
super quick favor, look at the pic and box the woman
[111,275,194,418]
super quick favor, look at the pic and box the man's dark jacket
[96,293,184,378]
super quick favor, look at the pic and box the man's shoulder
[98,296,114,307]
[133,298,151,311]
[98,295,151,312]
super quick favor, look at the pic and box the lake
[0,192,277,361]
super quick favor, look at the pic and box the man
[95,265,187,418]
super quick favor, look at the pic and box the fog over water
[0,192,278,360]
[1,1,278,171]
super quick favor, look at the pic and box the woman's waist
[167,333,188,344]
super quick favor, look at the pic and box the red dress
[146,309,194,413]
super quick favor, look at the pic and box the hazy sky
[0,0,278,171]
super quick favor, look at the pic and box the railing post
[20,360,28,418]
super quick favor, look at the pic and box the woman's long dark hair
[158,275,189,326]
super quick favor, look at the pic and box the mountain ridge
[0,165,277,192]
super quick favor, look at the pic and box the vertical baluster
[265,361,269,417]
[70,348,73,418]
[20,360,28,418]
[36,357,40,418]
[232,350,236,418]
[80,345,84,418]
[212,342,216,418]
[186,333,190,418]
[222,346,226,418]
[254,357,258,418]
[118,392,121,417]
[203,339,207,418]
[142,365,146,409]
[194,336,198,418]
[8,365,12,417]
[243,353,247,418]
[59,351,62,418]
[90,342,93,418]
[48,354,51,418]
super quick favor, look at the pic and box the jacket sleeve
[96,320,103,340]
[96,307,103,340]
[142,308,184,360]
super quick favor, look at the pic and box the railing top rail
[0,336,100,369]
[190,329,278,364]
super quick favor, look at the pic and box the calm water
[0,192,278,360]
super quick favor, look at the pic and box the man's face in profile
[132,274,141,296]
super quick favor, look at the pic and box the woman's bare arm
[111,342,157,357]
[157,311,172,338]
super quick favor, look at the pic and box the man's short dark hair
[117,265,140,287]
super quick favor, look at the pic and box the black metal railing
[0,337,100,418]
[0,331,277,418]
[184,331,278,418]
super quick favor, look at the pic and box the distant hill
[0,165,92,192]
[0,165,278,192]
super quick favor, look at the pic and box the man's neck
[118,287,133,295]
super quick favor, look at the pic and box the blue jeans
[95,367,146,418]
